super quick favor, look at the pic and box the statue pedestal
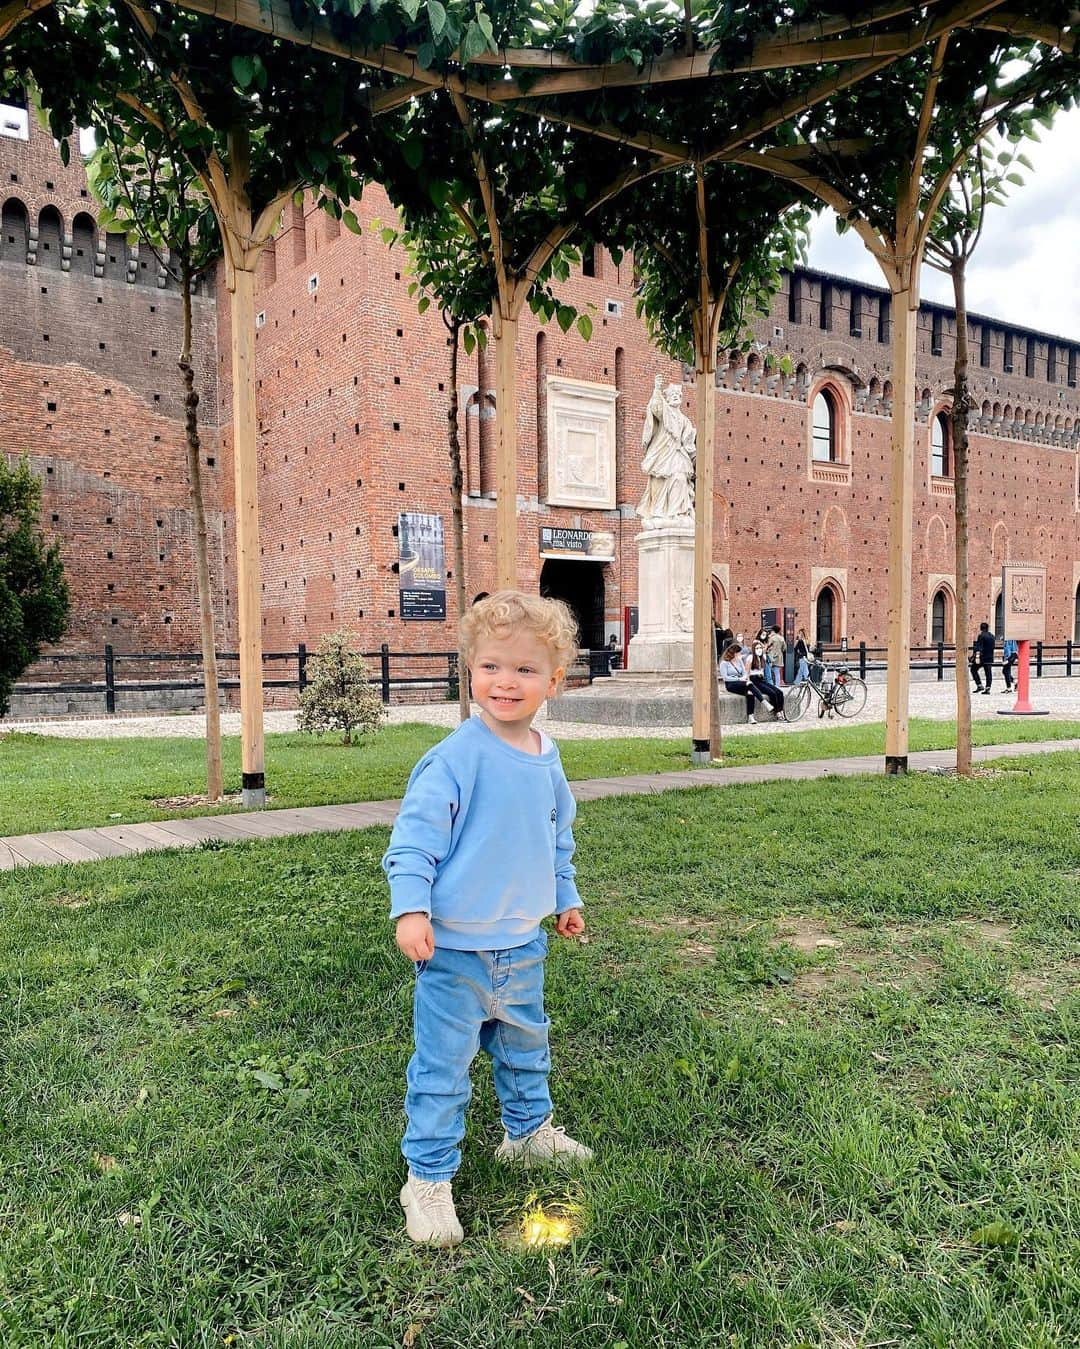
[626,521,695,673]
[548,519,707,728]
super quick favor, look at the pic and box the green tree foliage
[297,630,386,745]
[596,161,810,367]
[0,456,69,717]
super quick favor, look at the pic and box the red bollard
[998,639,1048,717]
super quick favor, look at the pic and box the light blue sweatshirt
[382,715,582,950]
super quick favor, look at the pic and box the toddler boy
[382,590,592,1247]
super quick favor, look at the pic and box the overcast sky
[807,105,1080,343]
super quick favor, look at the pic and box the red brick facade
[4,104,1080,686]
[1,106,228,663]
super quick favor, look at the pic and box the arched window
[71,211,95,275]
[1,196,28,263]
[931,588,949,643]
[37,205,63,269]
[931,411,951,477]
[815,586,835,644]
[812,390,836,462]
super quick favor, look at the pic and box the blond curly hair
[459,590,579,673]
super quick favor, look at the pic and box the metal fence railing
[812,641,1075,682]
[9,638,1075,715]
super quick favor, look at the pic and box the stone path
[2,737,1076,871]
[3,676,1078,741]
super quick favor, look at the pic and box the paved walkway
[3,676,1078,741]
[2,737,1076,871]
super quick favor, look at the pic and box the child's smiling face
[469,630,562,738]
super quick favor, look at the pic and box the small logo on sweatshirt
[550,808,557,829]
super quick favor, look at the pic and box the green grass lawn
[2,716,1079,837]
[1,753,1077,1345]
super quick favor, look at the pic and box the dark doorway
[994,589,1004,636]
[540,559,605,649]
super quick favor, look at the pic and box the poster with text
[398,512,446,621]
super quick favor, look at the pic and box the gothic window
[931,589,949,644]
[1,196,28,262]
[815,586,836,644]
[931,412,951,477]
[812,390,836,462]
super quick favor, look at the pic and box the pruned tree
[0,455,69,717]
[591,158,810,760]
[297,629,385,745]
[733,22,1080,771]
[88,122,227,798]
[12,0,451,802]
[925,129,1047,776]
[377,210,492,722]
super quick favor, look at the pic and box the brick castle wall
[0,106,230,668]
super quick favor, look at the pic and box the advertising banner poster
[398,512,446,621]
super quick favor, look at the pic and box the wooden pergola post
[883,235,920,774]
[222,125,266,805]
[691,164,721,763]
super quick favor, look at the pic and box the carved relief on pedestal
[545,375,618,509]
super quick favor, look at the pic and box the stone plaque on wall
[1001,562,1047,641]
[546,376,618,509]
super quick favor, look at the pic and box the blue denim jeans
[403,933,552,1181]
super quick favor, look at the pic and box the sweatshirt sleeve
[382,754,460,919]
[552,761,582,914]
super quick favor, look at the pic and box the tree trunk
[950,256,973,777]
[492,308,519,589]
[180,257,224,801]
[883,276,919,775]
[446,318,471,722]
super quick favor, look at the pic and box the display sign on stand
[997,562,1049,717]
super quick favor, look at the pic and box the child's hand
[555,908,585,938]
[396,912,435,961]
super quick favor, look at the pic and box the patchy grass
[1,715,1078,836]
[0,752,1077,1345]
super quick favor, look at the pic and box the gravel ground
[3,677,1078,740]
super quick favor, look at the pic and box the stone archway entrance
[540,559,605,649]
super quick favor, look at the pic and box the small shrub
[297,629,385,745]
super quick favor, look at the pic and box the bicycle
[784,659,868,722]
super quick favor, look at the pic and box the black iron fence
[814,641,1076,682]
[12,644,462,714]
[9,638,1076,715]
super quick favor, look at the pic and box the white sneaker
[747,714,757,724]
[400,1173,464,1247]
[762,700,774,713]
[494,1118,593,1169]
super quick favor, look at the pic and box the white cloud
[807,106,1080,342]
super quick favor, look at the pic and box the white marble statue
[636,374,696,527]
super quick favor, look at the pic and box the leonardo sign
[539,526,615,562]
